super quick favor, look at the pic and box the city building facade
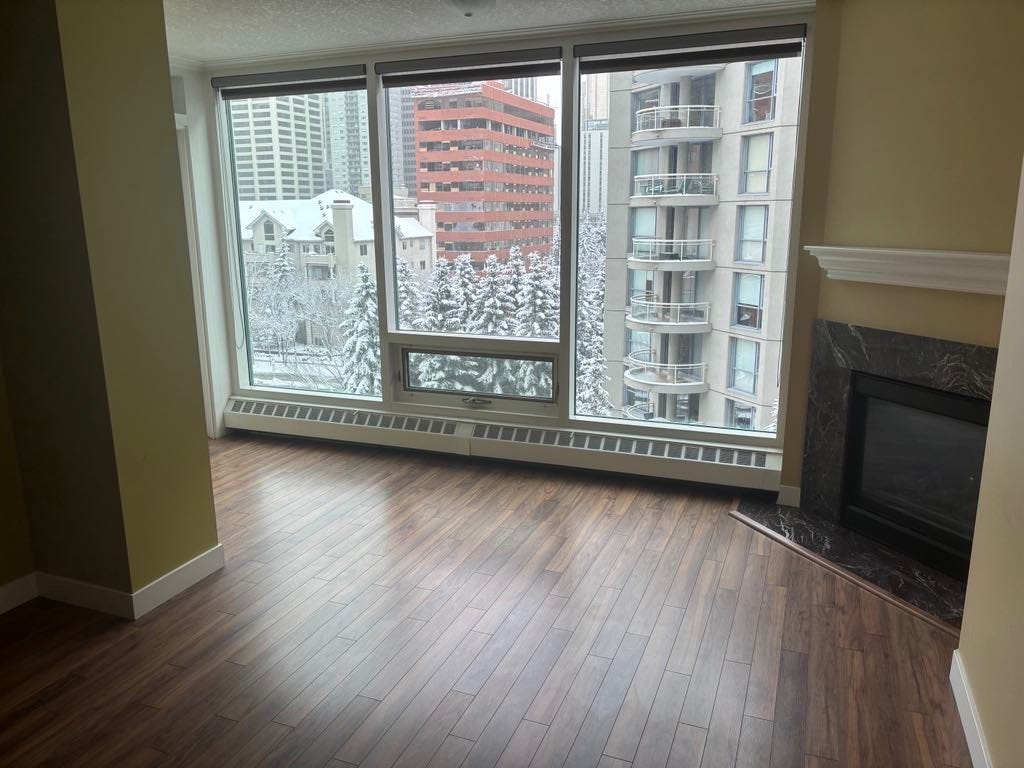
[324,90,371,195]
[229,94,328,201]
[239,189,436,279]
[580,118,608,216]
[410,80,557,262]
[602,59,800,431]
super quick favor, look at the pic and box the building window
[306,265,331,280]
[359,243,369,256]
[262,220,275,240]
[733,273,764,330]
[263,244,275,254]
[744,60,777,123]
[740,134,772,194]
[323,228,334,243]
[728,337,760,395]
[726,400,756,430]
[737,206,768,262]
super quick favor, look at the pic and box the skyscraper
[579,119,608,216]
[229,94,327,201]
[324,90,370,195]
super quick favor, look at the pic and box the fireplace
[802,321,997,583]
[842,373,988,578]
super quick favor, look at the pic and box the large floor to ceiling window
[219,28,804,440]
[573,51,802,433]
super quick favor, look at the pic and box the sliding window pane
[227,89,382,396]
[574,54,801,433]
[405,352,553,400]
[385,76,561,338]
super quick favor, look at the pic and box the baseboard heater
[224,396,781,490]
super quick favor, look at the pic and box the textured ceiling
[164,0,796,65]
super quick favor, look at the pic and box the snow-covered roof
[394,217,432,240]
[240,189,380,244]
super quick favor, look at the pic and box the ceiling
[163,0,799,65]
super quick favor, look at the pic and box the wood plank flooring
[0,434,971,767]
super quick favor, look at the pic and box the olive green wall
[0,359,33,586]
[1,0,217,600]
[2,0,132,591]
[54,0,218,590]
[782,0,1023,486]
[959,160,1024,768]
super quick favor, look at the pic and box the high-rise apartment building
[229,95,328,201]
[324,90,370,195]
[580,119,608,216]
[581,72,610,121]
[601,59,799,431]
[502,77,537,101]
[411,80,557,261]
[388,88,417,194]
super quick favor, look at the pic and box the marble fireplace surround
[801,320,997,523]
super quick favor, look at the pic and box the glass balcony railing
[627,294,710,326]
[632,173,717,198]
[625,349,707,387]
[633,105,721,133]
[630,238,714,262]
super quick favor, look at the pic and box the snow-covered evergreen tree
[574,215,613,415]
[395,257,423,330]
[418,257,460,333]
[451,254,478,333]
[503,247,527,319]
[336,263,381,396]
[470,255,514,336]
[515,250,560,338]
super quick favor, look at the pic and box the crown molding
[170,1,812,72]
[806,245,1010,297]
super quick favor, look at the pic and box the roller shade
[213,64,367,99]
[376,48,561,88]
[575,24,804,74]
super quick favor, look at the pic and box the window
[225,85,381,397]
[726,400,756,430]
[217,35,802,436]
[733,273,764,329]
[729,337,760,394]
[740,134,772,194]
[745,60,777,122]
[737,206,768,262]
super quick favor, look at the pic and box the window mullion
[557,45,578,426]
[366,63,398,408]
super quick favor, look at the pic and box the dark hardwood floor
[0,434,971,767]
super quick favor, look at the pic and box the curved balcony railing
[630,238,714,262]
[625,350,707,386]
[628,293,710,326]
[632,173,717,198]
[634,105,720,133]
[623,402,657,420]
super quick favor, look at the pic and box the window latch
[461,396,492,407]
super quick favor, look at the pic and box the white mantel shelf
[805,245,1010,296]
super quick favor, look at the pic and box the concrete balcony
[625,294,711,334]
[628,238,715,271]
[624,350,709,395]
[630,173,718,207]
[632,105,722,145]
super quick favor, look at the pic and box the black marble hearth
[736,495,968,625]
[802,321,996,525]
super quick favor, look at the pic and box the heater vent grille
[230,398,459,436]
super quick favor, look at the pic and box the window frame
[739,132,773,194]
[736,204,768,263]
[732,271,765,331]
[210,21,810,449]
[728,336,760,396]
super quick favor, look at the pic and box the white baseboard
[131,543,224,619]
[776,484,801,507]
[35,571,135,617]
[0,543,224,620]
[0,572,40,614]
[950,649,993,768]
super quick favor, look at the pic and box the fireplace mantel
[805,244,1009,296]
